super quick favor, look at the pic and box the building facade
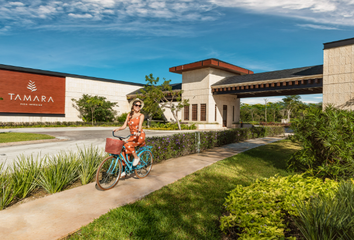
[1,37,354,126]
[0,65,143,123]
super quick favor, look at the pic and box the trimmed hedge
[260,122,291,127]
[144,126,284,163]
[0,121,195,130]
[0,121,120,128]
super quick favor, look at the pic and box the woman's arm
[114,114,129,132]
[137,114,144,136]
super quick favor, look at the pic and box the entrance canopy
[211,65,323,98]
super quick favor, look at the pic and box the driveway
[0,127,200,168]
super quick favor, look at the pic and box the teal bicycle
[96,132,153,191]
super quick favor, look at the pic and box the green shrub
[220,174,338,239]
[288,106,354,180]
[145,122,196,130]
[294,180,354,240]
[116,113,129,123]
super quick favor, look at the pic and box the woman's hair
[129,100,141,119]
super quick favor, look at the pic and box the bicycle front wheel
[96,156,122,190]
[135,150,153,179]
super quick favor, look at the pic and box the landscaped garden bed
[63,106,354,239]
[64,139,300,239]
[0,126,284,210]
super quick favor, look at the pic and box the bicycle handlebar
[112,131,131,140]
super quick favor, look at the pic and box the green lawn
[0,132,55,143]
[67,139,301,240]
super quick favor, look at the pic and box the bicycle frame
[108,145,153,175]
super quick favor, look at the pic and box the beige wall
[323,45,354,110]
[159,103,182,122]
[0,77,141,122]
[181,67,240,127]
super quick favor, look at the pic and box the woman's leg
[132,151,138,159]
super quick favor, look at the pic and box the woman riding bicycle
[114,98,146,167]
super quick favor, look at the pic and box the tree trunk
[172,110,181,130]
[287,109,291,122]
[147,114,153,128]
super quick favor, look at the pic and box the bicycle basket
[105,138,124,154]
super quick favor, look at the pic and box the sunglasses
[134,104,142,108]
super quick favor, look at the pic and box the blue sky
[1,0,354,105]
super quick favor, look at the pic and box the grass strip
[67,139,301,240]
[0,132,55,143]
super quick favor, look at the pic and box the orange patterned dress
[125,114,146,154]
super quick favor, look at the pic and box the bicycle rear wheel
[96,156,122,190]
[135,150,153,179]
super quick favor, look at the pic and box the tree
[282,95,301,122]
[71,94,117,125]
[137,74,165,127]
[264,98,268,122]
[138,74,189,130]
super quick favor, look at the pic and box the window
[201,104,206,121]
[215,104,217,121]
[184,105,189,121]
[233,106,235,122]
[192,104,198,121]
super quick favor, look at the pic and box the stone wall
[323,43,354,110]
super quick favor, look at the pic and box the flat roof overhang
[212,74,323,98]
[169,58,253,75]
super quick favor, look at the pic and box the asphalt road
[0,127,199,168]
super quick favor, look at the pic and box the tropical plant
[11,154,42,199]
[71,94,117,125]
[78,146,103,185]
[288,105,354,180]
[36,153,80,194]
[0,163,19,209]
[294,180,354,240]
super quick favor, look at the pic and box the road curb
[0,138,68,147]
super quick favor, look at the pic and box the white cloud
[68,13,93,19]
[0,26,11,34]
[209,0,354,26]
[241,97,283,105]
[297,24,339,30]
[241,94,323,105]
[0,0,353,35]
[8,2,24,6]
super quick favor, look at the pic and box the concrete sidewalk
[0,136,284,240]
